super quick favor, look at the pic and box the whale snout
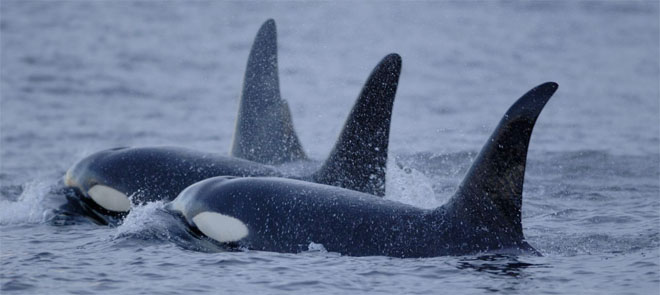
[167,176,249,244]
[64,167,77,187]
[64,147,133,213]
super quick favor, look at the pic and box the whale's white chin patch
[192,212,248,243]
[87,185,131,212]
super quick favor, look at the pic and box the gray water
[1,1,659,294]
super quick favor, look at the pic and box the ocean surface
[1,1,659,294]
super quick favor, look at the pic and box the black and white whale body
[63,19,401,224]
[167,82,559,257]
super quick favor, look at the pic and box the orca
[62,19,401,224]
[167,82,559,257]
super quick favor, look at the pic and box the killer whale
[167,82,559,257]
[62,19,402,224]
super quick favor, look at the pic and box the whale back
[312,54,402,197]
[231,19,307,165]
[446,82,558,247]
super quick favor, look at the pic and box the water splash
[0,180,54,225]
[113,200,168,239]
[111,200,224,252]
[385,161,439,209]
[307,242,327,252]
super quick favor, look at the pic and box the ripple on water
[272,280,322,291]
[581,215,639,224]
[1,279,35,292]
[22,251,57,263]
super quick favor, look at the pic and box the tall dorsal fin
[448,82,558,238]
[312,54,402,197]
[230,19,307,165]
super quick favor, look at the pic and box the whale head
[64,146,281,224]
[64,147,210,220]
[64,147,135,219]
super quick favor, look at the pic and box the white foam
[192,212,248,243]
[88,185,131,212]
[113,201,166,238]
[0,180,52,225]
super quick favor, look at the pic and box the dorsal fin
[448,82,558,238]
[230,19,307,165]
[312,54,402,197]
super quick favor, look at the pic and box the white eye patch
[192,212,249,243]
[87,185,131,212]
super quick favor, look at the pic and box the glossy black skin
[312,53,400,196]
[64,146,282,223]
[169,176,537,258]
[65,146,280,203]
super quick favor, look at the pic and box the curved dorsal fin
[312,54,402,197]
[230,19,307,165]
[448,82,558,238]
